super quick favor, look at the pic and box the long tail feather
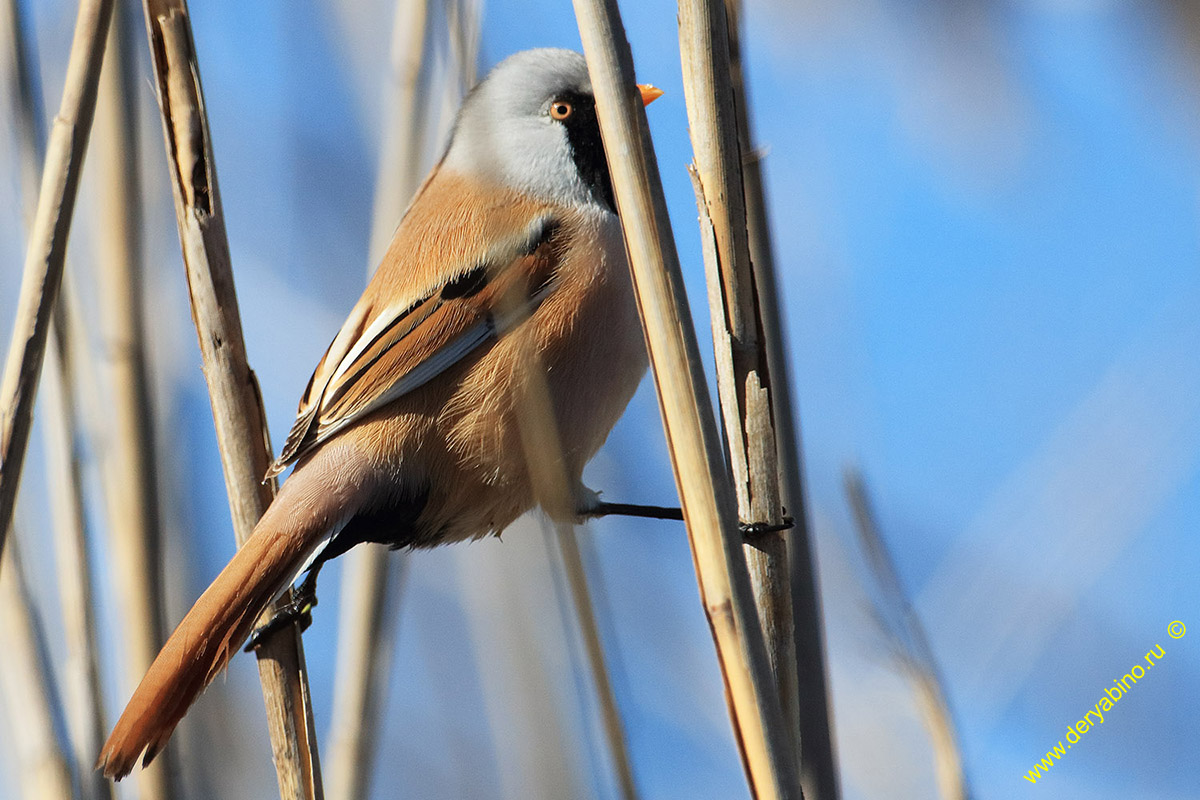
[96,483,340,780]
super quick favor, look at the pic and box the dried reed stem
[844,470,970,800]
[722,2,840,795]
[0,537,74,800]
[92,6,176,796]
[326,3,431,797]
[136,3,322,797]
[677,0,798,764]
[2,4,112,796]
[689,164,796,746]
[0,0,114,560]
[571,2,801,796]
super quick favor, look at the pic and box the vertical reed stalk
[457,520,580,799]
[499,290,640,799]
[572,1,802,796]
[445,0,480,92]
[0,0,114,560]
[326,3,431,797]
[677,0,797,763]
[2,4,111,795]
[136,3,322,797]
[722,2,840,794]
[92,4,176,796]
[0,537,74,800]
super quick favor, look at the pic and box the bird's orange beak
[637,84,664,106]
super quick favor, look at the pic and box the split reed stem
[136,2,322,796]
[677,0,798,764]
[571,2,803,796]
[722,2,840,794]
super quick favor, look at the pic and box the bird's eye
[550,101,573,120]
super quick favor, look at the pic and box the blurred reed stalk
[550,523,640,800]
[0,0,114,561]
[844,469,970,800]
[445,0,480,97]
[43,303,114,800]
[677,0,798,762]
[723,1,841,796]
[136,3,322,797]
[495,275,640,798]
[572,1,802,797]
[458,521,582,799]
[93,3,178,796]
[2,2,111,795]
[325,2,432,798]
[0,538,74,800]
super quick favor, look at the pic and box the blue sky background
[0,0,1197,798]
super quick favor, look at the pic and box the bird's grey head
[442,49,615,212]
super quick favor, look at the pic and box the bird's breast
[418,207,647,543]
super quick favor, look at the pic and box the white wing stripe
[313,318,497,443]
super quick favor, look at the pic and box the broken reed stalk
[326,2,431,797]
[0,0,114,562]
[2,2,112,795]
[844,469,969,800]
[136,3,322,797]
[677,0,798,761]
[93,6,177,797]
[0,537,74,800]
[571,1,802,796]
[722,2,840,796]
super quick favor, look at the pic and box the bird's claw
[243,595,317,652]
[739,515,795,538]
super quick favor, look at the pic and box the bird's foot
[243,572,319,652]
[739,515,795,538]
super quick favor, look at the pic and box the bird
[96,47,671,780]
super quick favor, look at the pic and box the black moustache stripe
[557,92,616,214]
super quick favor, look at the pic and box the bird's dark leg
[739,516,795,537]
[583,501,684,521]
[582,500,795,537]
[243,562,323,652]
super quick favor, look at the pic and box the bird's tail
[96,470,347,780]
